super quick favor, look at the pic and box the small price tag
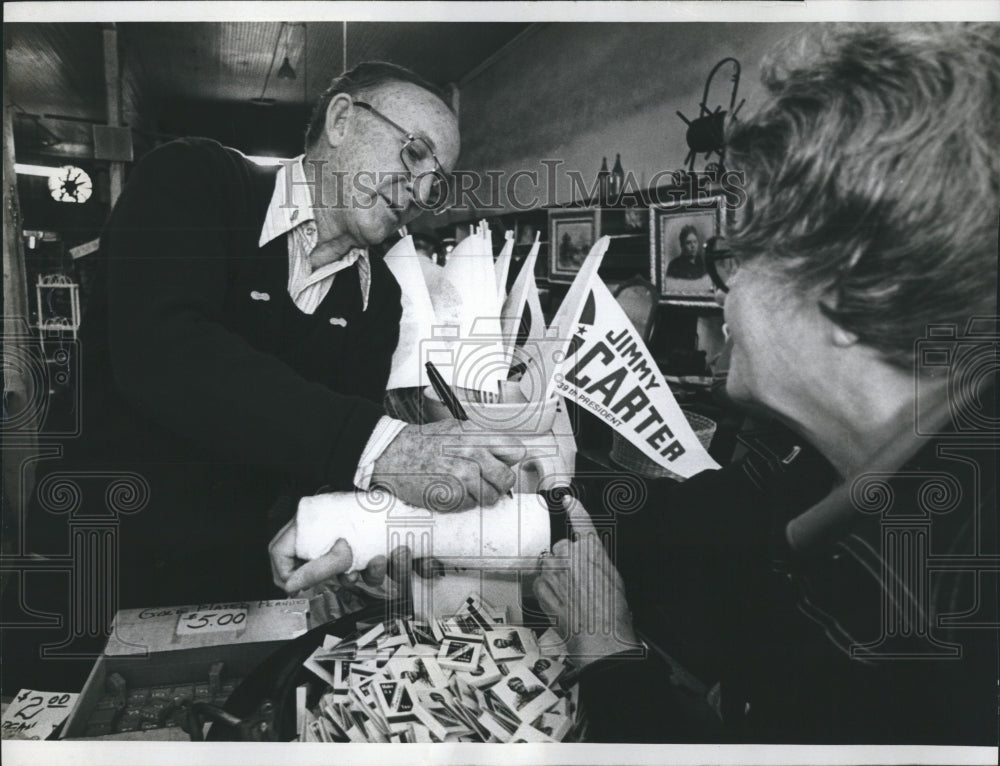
[1,689,79,740]
[176,607,248,635]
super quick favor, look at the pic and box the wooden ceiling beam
[103,25,124,204]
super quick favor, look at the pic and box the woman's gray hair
[726,24,999,368]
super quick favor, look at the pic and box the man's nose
[383,174,415,213]
[406,173,440,209]
[403,176,422,206]
[398,183,423,221]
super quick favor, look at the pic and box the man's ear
[323,93,354,148]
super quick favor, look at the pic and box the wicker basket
[609,410,717,479]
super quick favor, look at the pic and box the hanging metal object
[676,57,745,176]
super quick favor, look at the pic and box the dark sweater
[579,418,998,745]
[32,138,402,606]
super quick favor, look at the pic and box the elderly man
[28,62,524,616]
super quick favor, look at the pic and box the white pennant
[542,236,610,399]
[383,235,436,390]
[554,275,719,478]
[500,232,543,365]
[494,230,515,305]
[437,222,506,394]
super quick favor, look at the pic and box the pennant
[542,236,610,399]
[494,230,515,304]
[386,226,507,395]
[435,223,506,395]
[384,235,437,390]
[500,232,544,370]
[553,275,720,478]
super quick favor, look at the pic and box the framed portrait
[548,209,600,283]
[650,195,724,304]
[515,219,541,247]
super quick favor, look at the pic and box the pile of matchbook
[297,595,585,743]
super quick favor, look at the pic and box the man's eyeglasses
[352,100,449,208]
[704,237,739,293]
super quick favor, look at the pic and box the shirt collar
[260,155,372,311]
[259,155,316,247]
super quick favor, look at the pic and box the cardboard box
[60,598,309,740]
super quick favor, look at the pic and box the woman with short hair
[537,23,999,744]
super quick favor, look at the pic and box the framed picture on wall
[515,220,541,247]
[650,195,724,304]
[548,209,600,283]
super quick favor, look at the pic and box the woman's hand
[533,497,640,669]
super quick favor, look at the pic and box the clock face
[48,166,93,203]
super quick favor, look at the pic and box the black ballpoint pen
[426,361,469,421]
[425,361,514,499]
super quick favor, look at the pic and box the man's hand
[370,420,526,510]
[270,517,353,593]
[533,497,639,669]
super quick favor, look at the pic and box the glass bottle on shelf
[598,157,610,204]
[610,153,625,201]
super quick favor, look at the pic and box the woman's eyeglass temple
[705,236,737,293]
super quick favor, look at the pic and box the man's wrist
[353,416,409,490]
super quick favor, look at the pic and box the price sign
[176,607,248,636]
[1,689,79,740]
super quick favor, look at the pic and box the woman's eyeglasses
[705,238,739,293]
[352,100,449,208]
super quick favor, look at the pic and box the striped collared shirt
[258,155,371,314]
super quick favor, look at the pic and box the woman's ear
[830,323,858,348]
[323,93,354,148]
[818,293,858,348]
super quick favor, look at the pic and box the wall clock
[47,165,93,203]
